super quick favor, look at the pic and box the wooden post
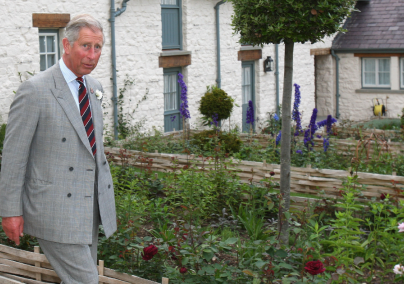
[34,246,42,281]
[393,172,397,176]
[155,150,158,153]
[263,160,266,167]
[98,260,104,284]
[162,277,169,284]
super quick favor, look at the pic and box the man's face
[62,27,103,77]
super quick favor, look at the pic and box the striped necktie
[76,77,97,156]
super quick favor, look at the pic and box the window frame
[161,0,183,50]
[401,58,404,89]
[362,57,391,89]
[163,67,183,132]
[38,29,60,71]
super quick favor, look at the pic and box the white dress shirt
[59,58,89,111]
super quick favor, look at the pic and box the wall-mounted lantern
[264,56,274,72]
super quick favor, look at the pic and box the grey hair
[65,14,104,45]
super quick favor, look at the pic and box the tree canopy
[229,0,356,45]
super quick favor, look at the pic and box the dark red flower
[304,260,326,275]
[380,193,387,200]
[179,267,187,274]
[142,245,158,261]
[270,171,275,176]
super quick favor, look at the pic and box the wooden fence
[106,147,404,201]
[0,244,168,284]
[160,129,404,157]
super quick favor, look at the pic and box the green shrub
[190,130,242,154]
[199,86,234,121]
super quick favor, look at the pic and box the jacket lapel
[50,64,94,158]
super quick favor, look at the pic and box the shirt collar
[59,58,86,83]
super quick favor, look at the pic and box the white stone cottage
[0,0,331,136]
[314,0,404,121]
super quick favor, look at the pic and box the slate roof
[332,0,404,50]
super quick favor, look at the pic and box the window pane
[164,73,177,111]
[364,72,376,85]
[39,36,46,53]
[242,66,252,103]
[364,59,375,72]
[161,0,177,5]
[47,54,55,68]
[379,59,390,72]
[40,55,46,71]
[46,36,55,52]
[379,72,390,85]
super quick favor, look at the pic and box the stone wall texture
[0,0,333,133]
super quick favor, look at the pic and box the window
[362,58,390,88]
[39,29,60,71]
[163,68,182,132]
[242,61,255,133]
[161,0,182,50]
[401,58,404,89]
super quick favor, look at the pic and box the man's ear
[62,38,71,55]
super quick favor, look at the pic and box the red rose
[304,260,325,275]
[142,245,158,261]
[270,171,275,176]
[380,193,386,200]
[179,267,187,274]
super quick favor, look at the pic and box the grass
[355,118,401,130]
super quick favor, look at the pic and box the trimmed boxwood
[191,130,242,154]
[199,86,234,121]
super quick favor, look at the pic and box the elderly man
[0,14,116,283]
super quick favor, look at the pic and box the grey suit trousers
[37,188,100,284]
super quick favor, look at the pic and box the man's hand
[2,216,24,245]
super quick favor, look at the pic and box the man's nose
[87,48,96,60]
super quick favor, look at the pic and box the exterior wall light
[264,56,274,72]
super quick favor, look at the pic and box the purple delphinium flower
[246,100,255,126]
[296,150,303,154]
[316,135,322,139]
[316,116,337,130]
[276,130,281,146]
[273,113,279,121]
[323,137,330,152]
[292,84,302,136]
[304,108,318,149]
[170,115,176,122]
[178,73,191,119]
[211,113,219,127]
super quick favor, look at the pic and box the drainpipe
[214,1,226,88]
[110,0,131,140]
[275,44,280,116]
[331,49,340,119]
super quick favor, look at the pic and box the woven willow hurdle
[105,147,404,201]
[0,244,168,284]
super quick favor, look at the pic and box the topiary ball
[199,86,234,121]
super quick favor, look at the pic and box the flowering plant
[292,83,302,136]
[178,73,190,120]
[246,100,255,126]
[95,90,103,100]
[304,260,325,275]
[142,244,158,261]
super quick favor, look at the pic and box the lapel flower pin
[95,90,103,100]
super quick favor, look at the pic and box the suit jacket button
[62,138,66,142]
[67,193,72,197]
[108,184,111,189]
[69,167,74,171]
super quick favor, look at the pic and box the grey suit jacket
[0,63,117,244]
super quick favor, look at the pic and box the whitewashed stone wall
[0,0,333,135]
[316,53,404,121]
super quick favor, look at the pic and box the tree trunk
[279,40,294,245]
